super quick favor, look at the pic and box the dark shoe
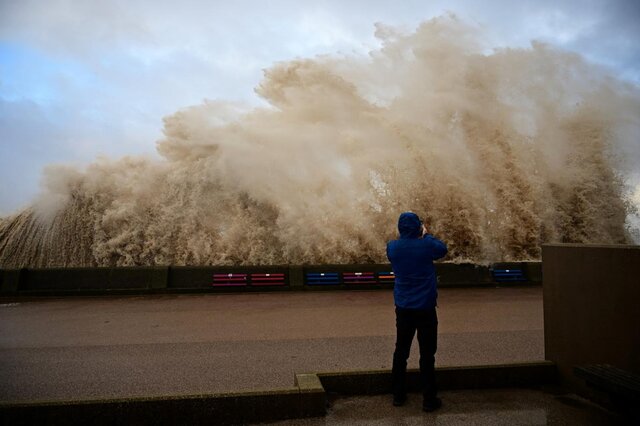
[393,395,407,406]
[422,397,442,412]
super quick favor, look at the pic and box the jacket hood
[398,212,422,239]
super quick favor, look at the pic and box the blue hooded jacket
[386,212,448,310]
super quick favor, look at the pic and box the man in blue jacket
[386,211,448,412]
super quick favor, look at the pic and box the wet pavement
[0,287,543,402]
[260,389,623,425]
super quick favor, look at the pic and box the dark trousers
[392,306,438,401]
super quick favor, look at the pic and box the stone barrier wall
[0,362,555,426]
[0,262,541,296]
[542,244,640,396]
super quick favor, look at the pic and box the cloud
[0,98,67,214]
[0,0,152,57]
[3,1,638,84]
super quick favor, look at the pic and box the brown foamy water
[1,16,638,267]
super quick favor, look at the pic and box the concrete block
[23,268,111,291]
[475,265,494,284]
[238,389,302,423]
[0,388,317,426]
[436,362,557,390]
[522,262,542,283]
[168,267,215,289]
[295,373,323,390]
[317,362,557,395]
[288,265,304,288]
[109,267,167,290]
[436,263,480,286]
[295,373,326,417]
[542,244,640,396]
[318,370,392,395]
[0,269,22,293]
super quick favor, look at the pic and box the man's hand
[421,224,428,237]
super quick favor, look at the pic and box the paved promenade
[0,287,543,403]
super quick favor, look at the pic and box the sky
[1,0,639,215]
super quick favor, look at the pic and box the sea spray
[1,16,638,268]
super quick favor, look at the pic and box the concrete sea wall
[0,262,541,296]
[542,244,640,398]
